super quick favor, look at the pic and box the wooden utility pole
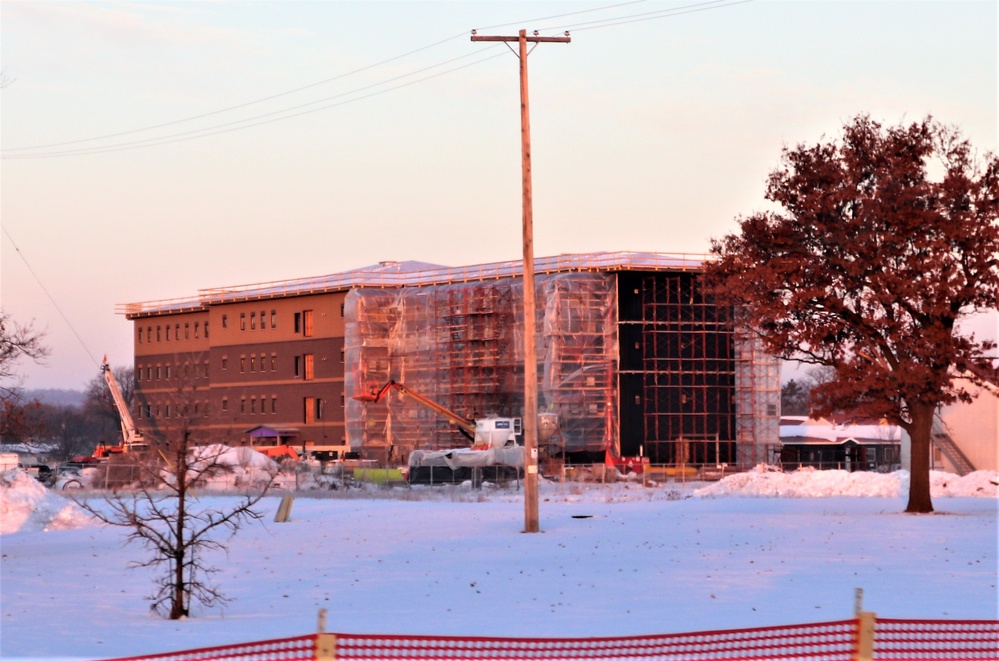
[471,29,570,533]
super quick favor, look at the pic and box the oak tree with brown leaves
[707,115,999,513]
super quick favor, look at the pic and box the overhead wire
[1,226,101,369]
[1,30,473,154]
[7,48,507,159]
[1,0,753,160]
[0,0,754,381]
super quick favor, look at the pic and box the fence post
[855,612,876,661]
[275,494,295,522]
[315,633,337,661]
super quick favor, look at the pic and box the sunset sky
[2,0,995,390]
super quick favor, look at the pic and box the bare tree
[0,311,49,403]
[76,384,277,619]
[83,364,134,429]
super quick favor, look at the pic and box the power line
[1,31,472,154]
[1,0,754,160]
[6,49,507,159]
[549,0,756,32]
[1,226,101,369]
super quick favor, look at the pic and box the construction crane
[355,380,522,447]
[354,380,524,484]
[95,356,149,457]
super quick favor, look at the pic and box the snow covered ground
[1,466,996,661]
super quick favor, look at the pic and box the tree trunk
[171,443,189,620]
[171,550,187,619]
[905,402,935,514]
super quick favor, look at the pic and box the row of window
[137,362,209,382]
[138,395,344,424]
[218,309,320,336]
[139,322,208,344]
[223,310,278,332]
[222,352,334,378]
[138,307,325,344]
[137,350,346,383]
[136,401,209,419]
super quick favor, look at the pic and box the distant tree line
[0,364,135,461]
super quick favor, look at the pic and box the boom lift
[94,356,149,458]
[355,380,524,484]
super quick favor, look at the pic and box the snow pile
[694,465,999,498]
[929,470,999,497]
[185,444,279,490]
[191,444,279,470]
[0,468,95,534]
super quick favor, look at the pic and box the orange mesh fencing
[98,618,999,661]
[871,619,999,659]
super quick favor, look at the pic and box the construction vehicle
[94,356,150,458]
[354,380,525,484]
[254,445,300,462]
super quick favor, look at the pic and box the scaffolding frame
[343,269,779,468]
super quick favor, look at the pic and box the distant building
[121,252,780,468]
[778,415,902,472]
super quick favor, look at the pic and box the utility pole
[471,29,570,533]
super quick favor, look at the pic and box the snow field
[0,467,996,661]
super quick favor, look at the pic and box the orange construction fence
[98,617,999,661]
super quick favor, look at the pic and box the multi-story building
[121,252,781,467]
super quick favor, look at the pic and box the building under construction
[123,252,780,471]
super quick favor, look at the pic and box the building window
[294,355,301,378]
[205,321,209,338]
[271,310,277,328]
[240,398,246,414]
[240,313,246,331]
[222,397,228,412]
[340,303,345,317]
[156,366,162,380]
[184,323,190,340]
[251,397,256,415]
[340,348,345,363]
[250,355,256,372]
[294,312,301,334]
[271,353,277,371]
[194,322,200,339]
[203,362,209,378]
[250,312,257,330]
[271,396,277,414]
[175,324,180,340]
[304,354,315,381]
[147,367,152,381]
[303,309,314,337]
[304,397,317,424]
[240,356,246,373]
[260,310,267,330]
[222,355,228,370]
[165,326,171,341]
[222,314,228,329]
[166,365,171,379]
[147,326,152,342]
[165,404,171,418]
[138,328,143,344]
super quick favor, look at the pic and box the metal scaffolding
[343,269,779,469]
